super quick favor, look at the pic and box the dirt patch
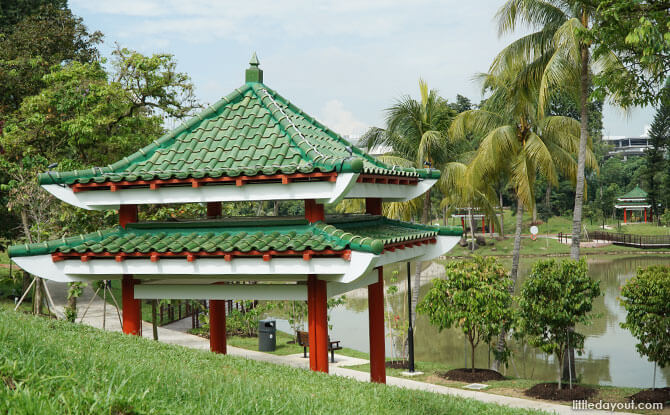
[2,376,16,390]
[385,360,409,369]
[525,382,596,401]
[439,368,505,383]
[629,387,670,404]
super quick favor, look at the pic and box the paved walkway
[44,281,633,415]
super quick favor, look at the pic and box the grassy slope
[0,308,546,415]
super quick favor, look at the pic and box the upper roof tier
[617,186,648,201]
[39,55,439,210]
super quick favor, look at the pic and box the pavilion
[9,55,460,384]
[615,186,651,223]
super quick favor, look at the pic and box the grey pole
[407,261,415,372]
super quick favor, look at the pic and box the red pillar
[368,267,386,383]
[305,200,325,223]
[491,219,495,235]
[122,275,141,335]
[209,299,227,354]
[119,204,138,229]
[120,204,141,336]
[307,275,328,372]
[624,209,627,223]
[365,198,382,215]
[644,208,647,223]
[207,202,222,219]
[482,217,485,232]
[461,217,465,229]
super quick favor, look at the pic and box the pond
[276,255,670,388]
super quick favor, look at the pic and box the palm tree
[450,64,596,290]
[440,162,499,251]
[359,79,458,325]
[492,0,620,260]
[451,64,597,371]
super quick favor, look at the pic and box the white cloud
[318,99,368,137]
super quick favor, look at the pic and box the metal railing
[589,230,670,248]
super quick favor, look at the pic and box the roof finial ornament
[245,52,263,83]
[249,52,260,67]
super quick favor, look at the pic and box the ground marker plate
[463,383,488,390]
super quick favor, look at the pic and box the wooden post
[461,217,465,229]
[481,217,485,232]
[365,198,382,215]
[624,209,627,224]
[207,202,222,219]
[368,267,386,383]
[307,274,328,372]
[122,275,141,335]
[209,299,227,354]
[305,200,325,223]
[644,208,647,223]
[119,204,138,229]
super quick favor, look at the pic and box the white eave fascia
[11,237,459,297]
[42,173,434,210]
[11,251,376,285]
[343,178,437,202]
[42,173,360,211]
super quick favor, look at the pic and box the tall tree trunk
[532,204,537,224]
[66,283,77,322]
[499,191,505,237]
[510,197,524,285]
[471,341,476,373]
[565,13,590,381]
[493,197,524,370]
[545,185,552,211]
[410,190,432,326]
[570,21,590,261]
[33,278,43,315]
[273,201,280,216]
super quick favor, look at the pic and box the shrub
[517,258,600,389]
[417,256,513,372]
[620,265,670,378]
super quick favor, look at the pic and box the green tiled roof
[618,186,647,200]
[39,61,439,186]
[8,215,461,258]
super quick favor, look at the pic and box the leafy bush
[417,256,514,372]
[620,265,670,372]
[517,258,600,389]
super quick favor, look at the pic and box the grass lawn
[0,307,548,415]
[447,234,646,257]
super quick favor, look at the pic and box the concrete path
[44,281,634,415]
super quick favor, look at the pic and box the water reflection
[331,255,670,388]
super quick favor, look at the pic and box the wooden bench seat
[297,330,343,363]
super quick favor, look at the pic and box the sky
[69,0,654,139]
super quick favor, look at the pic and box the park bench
[297,330,342,363]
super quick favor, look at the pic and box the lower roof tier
[9,215,461,260]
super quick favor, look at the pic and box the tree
[0,4,102,117]
[360,80,458,327]
[517,258,601,389]
[0,0,66,32]
[620,265,670,389]
[493,0,620,261]
[590,0,670,107]
[417,256,513,373]
[449,64,593,290]
[0,49,200,260]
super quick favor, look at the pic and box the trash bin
[258,319,276,352]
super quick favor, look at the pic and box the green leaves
[517,258,601,385]
[417,256,514,369]
[620,265,670,368]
